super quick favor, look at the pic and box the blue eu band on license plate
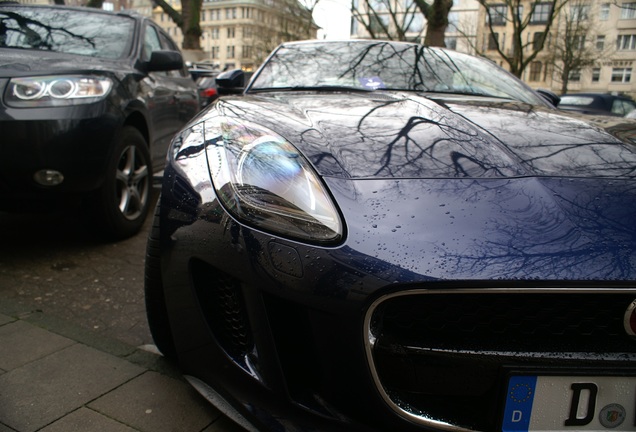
[502,375,636,431]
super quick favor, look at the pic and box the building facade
[475,0,636,98]
[350,0,480,54]
[137,0,317,71]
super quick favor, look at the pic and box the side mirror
[147,50,184,72]
[216,69,245,95]
[536,89,561,107]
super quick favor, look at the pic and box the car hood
[0,48,131,77]
[211,91,636,180]
[195,92,636,281]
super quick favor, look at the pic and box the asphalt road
[0,193,157,349]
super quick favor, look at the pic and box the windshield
[0,7,135,59]
[249,41,545,105]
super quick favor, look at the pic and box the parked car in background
[146,40,636,432]
[558,92,636,117]
[195,75,219,108]
[0,4,199,239]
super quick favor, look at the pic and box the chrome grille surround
[363,287,636,432]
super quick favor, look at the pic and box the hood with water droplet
[211,92,636,181]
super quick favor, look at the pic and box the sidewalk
[0,305,245,432]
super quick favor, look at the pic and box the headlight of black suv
[5,75,113,107]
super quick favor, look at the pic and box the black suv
[0,4,199,238]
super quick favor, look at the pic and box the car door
[140,23,180,171]
[158,31,200,126]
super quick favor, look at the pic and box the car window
[250,41,544,106]
[0,6,134,59]
[142,24,163,62]
[612,99,636,116]
[559,96,595,106]
[158,30,188,78]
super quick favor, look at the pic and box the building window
[487,5,507,25]
[226,7,237,19]
[210,27,219,39]
[569,68,581,82]
[445,36,457,50]
[368,0,387,11]
[369,14,390,34]
[611,67,632,82]
[211,46,219,59]
[407,13,424,33]
[243,26,253,38]
[600,3,610,20]
[617,34,636,50]
[570,35,585,50]
[596,35,605,50]
[447,11,459,30]
[488,32,499,50]
[227,27,235,38]
[592,67,601,82]
[242,45,253,58]
[621,2,636,19]
[530,3,552,23]
[533,32,545,50]
[570,3,589,20]
[529,61,542,81]
[227,45,235,58]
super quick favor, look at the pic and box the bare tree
[351,0,454,46]
[249,0,317,64]
[152,0,203,50]
[351,0,425,41]
[477,0,570,78]
[548,0,607,94]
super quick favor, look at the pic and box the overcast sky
[313,0,351,40]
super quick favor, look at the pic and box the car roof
[561,93,633,102]
[0,3,145,21]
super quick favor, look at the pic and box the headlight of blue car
[204,117,343,244]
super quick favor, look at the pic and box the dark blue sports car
[145,40,636,432]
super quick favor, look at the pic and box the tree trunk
[152,0,202,50]
[180,0,203,50]
[560,68,569,94]
[86,0,104,8]
[414,0,453,47]
[425,0,452,47]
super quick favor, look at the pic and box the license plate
[502,375,636,431]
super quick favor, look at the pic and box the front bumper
[158,174,636,431]
[157,128,636,431]
[0,92,122,209]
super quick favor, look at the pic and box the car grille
[365,288,636,431]
[191,260,254,360]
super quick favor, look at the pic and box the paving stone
[39,407,138,432]
[0,344,143,432]
[89,371,220,432]
[0,314,13,326]
[0,422,17,432]
[203,416,247,432]
[0,320,73,371]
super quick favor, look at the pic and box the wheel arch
[123,110,151,149]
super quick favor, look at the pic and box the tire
[89,126,152,240]
[144,200,177,360]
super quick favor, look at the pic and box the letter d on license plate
[502,375,636,431]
